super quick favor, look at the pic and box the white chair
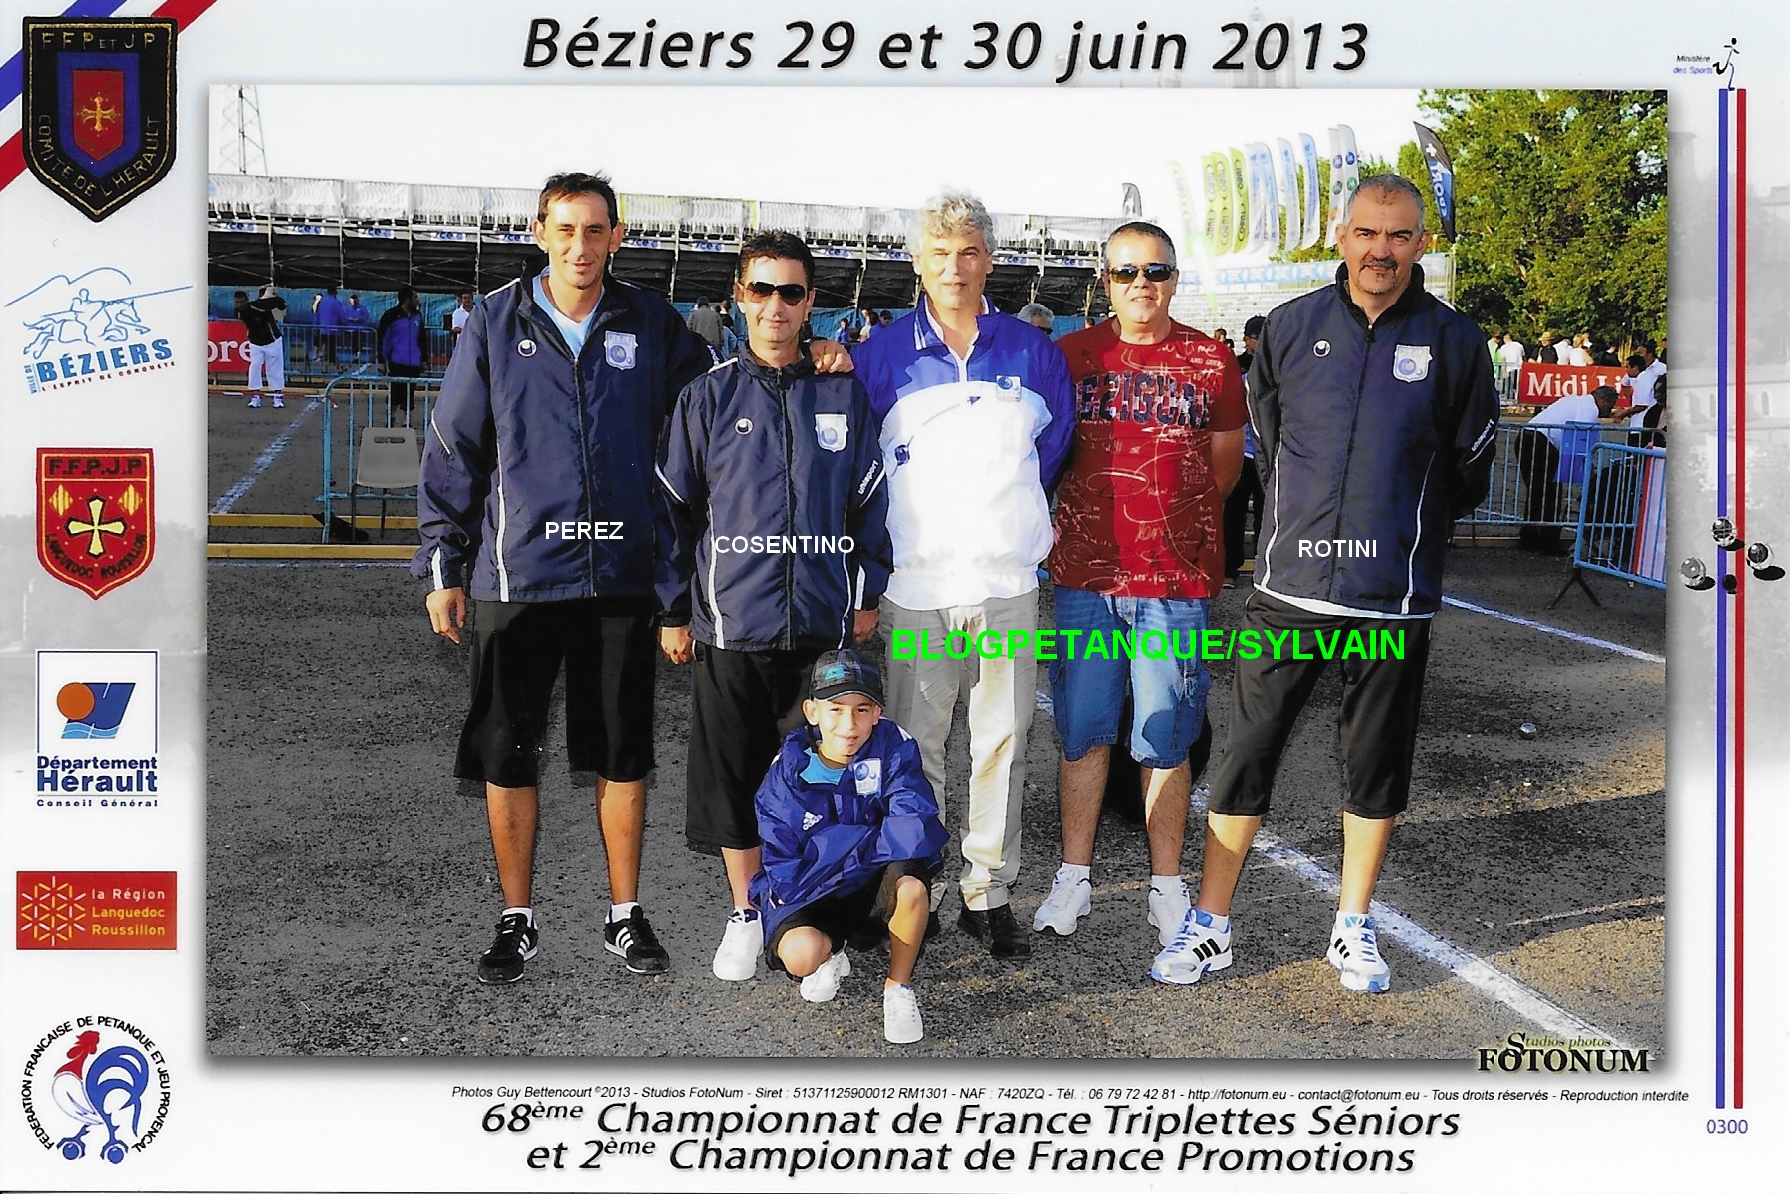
[351,425,421,537]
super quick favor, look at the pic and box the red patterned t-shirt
[1047,319,1247,599]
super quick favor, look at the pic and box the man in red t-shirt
[1033,221,1247,959]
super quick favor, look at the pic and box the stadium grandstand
[206,172,1453,331]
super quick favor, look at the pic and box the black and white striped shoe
[476,912,539,984]
[604,908,670,975]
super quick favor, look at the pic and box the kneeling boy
[749,651,947,1044]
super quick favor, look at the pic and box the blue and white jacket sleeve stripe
[413,307,493,591]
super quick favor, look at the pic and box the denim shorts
[1049,585,1212,769]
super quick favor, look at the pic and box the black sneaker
[958,901,1031,960]
[476,912,538,984]
[604,908,670,975]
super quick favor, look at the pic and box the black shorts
[454,596,656,787]
[765,859,938,971]
[686,642,819,851]
[1208,591,1433,820]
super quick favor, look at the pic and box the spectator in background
[857,306,878,343]
[314,286,347,367]
[1624,341,1665,415]
[343,293,372,361]
[835,310,858,345]
[1017,302,1056,336]
[1656,335,1667,364]
[1518,384,1618,554]
[685,297,724,357]
[378,286,426,420]
[1496,332,1527,403]
[1566,334,1593,367]
[1223,314,1267,586]
[235,285,287,409]
[1212,327,1234,351]
[717,302,742,358]
[1535,331,1561,363]
[451,293,475,342]
[877,310,893,330]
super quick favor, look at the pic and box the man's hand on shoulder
[426,587,467,644]
[809,339,855,374]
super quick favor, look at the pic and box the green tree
[1419,89,1666,345]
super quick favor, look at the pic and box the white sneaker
[883,983,924,1044]
[271,395,285,409]
[1147,879,1191,948]
[1032,866,1092,935]
[799,949,852,1003]
[1150,908,1234,986]
[247,395,262,408]
[1326,913,1392,993]
[711,909,761,982]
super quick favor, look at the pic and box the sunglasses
[743,281,811,303]
[1106,263,1176,284]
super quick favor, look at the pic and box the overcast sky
[209,85,1430,227]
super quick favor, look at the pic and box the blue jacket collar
[911,294,996,352]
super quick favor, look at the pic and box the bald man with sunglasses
[1035,221,1247,960]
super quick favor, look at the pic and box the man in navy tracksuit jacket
[655,230,893,984]
[1154,176,1498,996]
[416,172,716,985]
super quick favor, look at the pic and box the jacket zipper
[779,369,797,651]
[1325,321,1374,603]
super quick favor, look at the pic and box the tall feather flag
[1245,142,1276,253]
[1277,138,1302,251]
[1298,133,1322,248]
[1228,148,1250,254]
[1201,154,1225,256]
[1412,121,1457,240]
[1166,164,1199,264]
[1326,125,1360,246]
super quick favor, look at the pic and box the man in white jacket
[852,191,1075,960]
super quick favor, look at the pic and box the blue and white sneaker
[1326,913,1392,993]
[1149,908,1233,985]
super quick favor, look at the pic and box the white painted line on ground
[1441,596,1664,664]
[211,398,322,514]
[1507,895,1663,927]
[1034,683,1632,1046]
[1207,786,1634,1049]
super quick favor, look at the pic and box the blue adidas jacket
[749,719,948,944]
[414,274,714,601]
[654,350,892,651]
[1250,264,1498,616]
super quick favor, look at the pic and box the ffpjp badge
[23,18,179,221]
[37,449,156,600]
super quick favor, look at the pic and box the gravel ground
[205,394,1665,1059]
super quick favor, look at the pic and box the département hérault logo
[35,651,159,809]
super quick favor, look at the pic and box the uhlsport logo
[17,871,177,950]
[37,449,156,599]
[36,650,160,809]
[22,18,179,220]
[11,267,186,394]
[20,1016,171,1164]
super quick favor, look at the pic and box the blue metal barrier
[281,325,454,385]
[318,369,440,540]
[1548,441,1667,606]
[1463,421,1635,532]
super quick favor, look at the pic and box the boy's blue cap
[810,649,883,706]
